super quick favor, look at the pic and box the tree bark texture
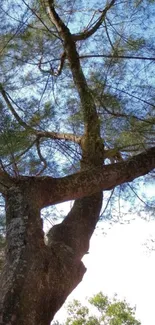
[0,186,102,325]
[0,144,155,324]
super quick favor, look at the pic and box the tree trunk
[0,185,102,325]
[0,146,155,324]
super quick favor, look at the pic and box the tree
[52,292,141,325]
[0,0,155,324]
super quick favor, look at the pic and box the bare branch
[97,98,155,124]
[55,51,66,76]
[40,54,155,63]
[36,130,81,144]
[0,84,33,131]
[36,137,48,175]
[38,51,66,76]
[79,53,155,62]
[72,0,116,41]
[128,183,155,208]
[107,85,155,108]
[104,18,115,51]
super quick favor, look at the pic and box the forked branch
[38,52,66,76]
[72,0,116,41]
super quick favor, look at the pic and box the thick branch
[48,192,103,259]
[36,130,81,143]
[32,146,155,208]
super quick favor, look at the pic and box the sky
[50,205,155,325]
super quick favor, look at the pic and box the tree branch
[45,1,99,134]
[72,0,116,41]
[45,0,105,170]
[107,85,155,109]
[33,146,155,208]
[0,84,82,144]
[22,0,61,40]
[38,52,66,76]
[36,130,81,144]
[36,137,48,175]
[0,84,33,131]
[79,54,155,62]
[96,95,155,125]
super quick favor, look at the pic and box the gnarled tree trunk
[0,184,102,325]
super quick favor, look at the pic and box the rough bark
[0,3,105,323]
[0,145,155,324]
[4,145,153,208]
[0,185,102,325]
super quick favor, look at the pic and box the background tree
[0,0,155,324]
[52,292,141,325]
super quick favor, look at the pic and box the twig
[36,137,48,175]
[38,51,66,76]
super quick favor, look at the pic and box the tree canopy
[0,0,155,182]
[52,292,141,325]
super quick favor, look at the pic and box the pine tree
[0,1,155,324]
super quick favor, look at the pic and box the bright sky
[51,210,155,325]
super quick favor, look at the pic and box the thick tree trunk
[0,185,102,325]
[0,147,155,324]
